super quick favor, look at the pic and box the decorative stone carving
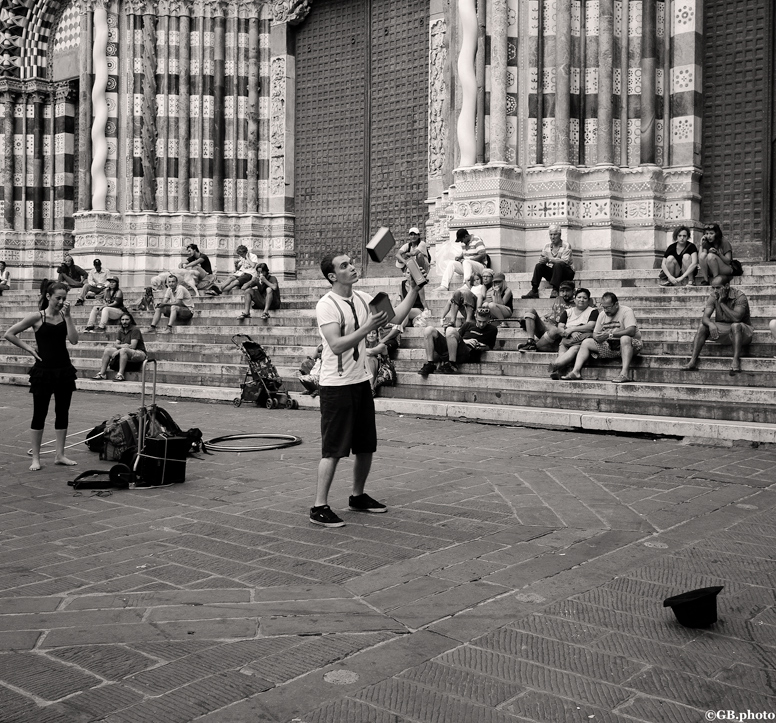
[269,0,311,25]
[91,3,109,210]
[428,18,446,179]
[269,55,285,195]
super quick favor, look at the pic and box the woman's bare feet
[29,459,42,471]
[680,362,697,371]
[54,456,78,466]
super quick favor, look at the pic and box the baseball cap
[408,227,420,235]
[559,280,575,290]
[475,306,491,317]
[493,273,505,282]
[106,275,118,281]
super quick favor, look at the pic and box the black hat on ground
[663,585,723,628]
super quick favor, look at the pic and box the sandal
[561,371,582,381]
[611,373,632,384]
[93,372,106,380]
[114,373,125,382]
[238,312,251,320]
[84,325,95,332]
[261,311,270,320]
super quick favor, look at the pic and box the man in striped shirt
[439,228,488,291]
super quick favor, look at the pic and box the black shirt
[117,327,146,354]
[664,242,698,266]
[188,253,212,275]
[458,321,498,349]
[401,279,425,310]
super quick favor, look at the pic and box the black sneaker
[349,493,387,513]
[74,298,84,306]
[517,340,537,352]
[309,505,345,527]
[521,289,539,299]
[418,361,436,376]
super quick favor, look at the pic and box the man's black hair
[456,229,469,241]
[320,253,342,284]
[187,243,200,253]
[601,291,619,305]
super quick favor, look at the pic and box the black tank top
[34,312,72,369]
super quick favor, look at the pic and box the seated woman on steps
[84,276,128,332]
[698,223,736,285]
[548,288,599,380]
[659,226,698,287]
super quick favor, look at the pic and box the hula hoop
[203,433,302,453]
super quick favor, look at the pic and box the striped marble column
[569,0,582,165]
[585,0,600,165]
[246,13,259,212]
[43,95,53,230]
[13,99,24,230]
[669,0,702,166]
[554,0,571,165]
[597,0,614,164]
[131,13,143,211]
[201,10,214,212]
[640,0,656,163]
[626,0,642,166]
[223,9,237,213]
[53,83,75,232]
[30,93,44,230]
[213,5,225,212]
[167,12,180,212]
[1,93,14,229]
[489,0,508,164]
[177,2,190,211]
[542,0,557,165]
[235,14,248,213]
[655,0,666,165]
[612,0,623,164]
[104,6,119,212]
[155,10,169,211]
[257,12,270,213]
[189,11,203,212]
[528,0,541,164]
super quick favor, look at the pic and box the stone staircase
[2,266,776,443]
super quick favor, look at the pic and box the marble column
[640,0,656,163]
[2,93,14,229]
[78,0,93,211]
[489,0,508,164]
[456,0,477,167]
[213,6,225,212]
[597,0,614,165]
[30,92,44,229]
[141,10,158,210]
[246,14,259,213]
[475,0,485,163]
[155,11,169,211]
[555,0,571,165]
[91,0,109,211]
[177,4,190,211]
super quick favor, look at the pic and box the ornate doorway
[293,0,429,276]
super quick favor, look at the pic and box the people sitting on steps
[522,224,575,299]
[548,287,599,380]
[438,271,482,328]
[365,324,400,397]
[418,306,498,376]
[681,275,753,375]
[395,227,431,309]
[439,228,488,291]
[518,280,576,352]
[94,312,147,382]
[659,225,698,287]
[180,243,220,295]
[561,291,643,384]
[395,265,426,331]
[0,260,10,296]
[222,245,260,294]
[84,276,129,332]
[238,263,281,321]
[75,259,110,305]
[483,271,514,325]
[146,274,194,334]
[56,255,88,289]
[698,222,737,285]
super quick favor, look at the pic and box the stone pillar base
[428,164,701,273]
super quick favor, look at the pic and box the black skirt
[28,363,78,394]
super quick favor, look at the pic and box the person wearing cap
[395,228,430,309]
[439,228,488,291]
[518,280,576,352]
[522,225,575,299]
[483,272,513,322]
[75,258,110,305]
[418,305,498,375]
[84,275,128,332]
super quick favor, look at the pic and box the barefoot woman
[4,281,79,470]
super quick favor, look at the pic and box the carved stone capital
[54,82,76,103]
[269,0,311,25]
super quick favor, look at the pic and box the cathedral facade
[0,0,773,284]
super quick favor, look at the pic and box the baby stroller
[231,334,298,409]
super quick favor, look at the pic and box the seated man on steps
[561,291,642,383]
[522,224,575,299]
[94,312,147,381]
[518,280,576,352]
[57,255,88,288]
[681,275,753,375]
[147,274,194,334]
[439,228,488,291]
[439,272,482,328]
[418,306,498,375]
[238,263,281,320]
[75,258,110,305]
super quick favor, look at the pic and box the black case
[137,435,188,485]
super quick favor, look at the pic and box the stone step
[1,371,774,444]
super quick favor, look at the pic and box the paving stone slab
[0,651,102,701]
[48,645,158,680]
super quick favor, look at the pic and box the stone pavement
[0,386,775,723]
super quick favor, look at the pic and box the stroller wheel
[285,397,295,409]
[292,399,299,410]
[272,398,280,409]
[233,397,242,407]
[265,397,275,410]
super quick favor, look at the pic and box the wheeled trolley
[230,333,298,409]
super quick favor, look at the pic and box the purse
[730,259,743,276]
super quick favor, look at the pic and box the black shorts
[319,381,377,459]
[432,330,472,363]
[249,287,281,310]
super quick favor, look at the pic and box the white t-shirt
[163,285,194,311]
[316,289,374,387]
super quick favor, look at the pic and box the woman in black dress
[4,281,79,470]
